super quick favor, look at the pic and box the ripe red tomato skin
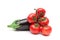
[36,8,46,17]
[41,26,52,36]
[39,17,49,26]
[40,26,43,33]
[30,23,40,34]
[27,13,37,23]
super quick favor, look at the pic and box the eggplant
[8,18,30,31]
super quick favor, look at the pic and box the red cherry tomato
[27,13,37,23]
[38,17,49,26]
[41,25,52,36]
[36,8,46,17]
[30,23,40,34]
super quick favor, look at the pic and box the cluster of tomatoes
[27,8,52,36]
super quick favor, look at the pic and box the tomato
[30,23,40,34]
[27,13,37,23]
[38,17,49,26]
[41,25,52,36]
[40,26,43,33]
[36,8,46,17]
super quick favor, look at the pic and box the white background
[0,0,60,40]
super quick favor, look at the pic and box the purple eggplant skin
[16,18,29,25]
[15,18,30,31]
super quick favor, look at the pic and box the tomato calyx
[34,23,39,27]
[38,17,46,21]
[41,17,46,21]
[33,16,37,22]
[39,12,44,17]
